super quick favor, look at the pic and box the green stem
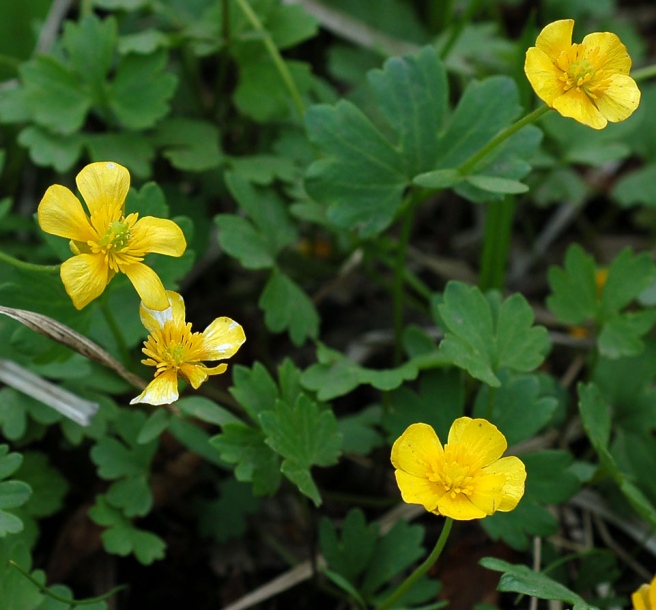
[439,0,485,60]
[233,0,305,117]
[392,198,418,365]
[10,561,126,606]
[376,517,453,610]
[479,196,515,291]
[0,250,60,273]
[632,64,656,82]
[458,105,551,175]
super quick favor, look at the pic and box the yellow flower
[131,291,246,406]
[391,418,526,521]
[37,161,186,310]
[524,19,640,129]
[633,576,656,610]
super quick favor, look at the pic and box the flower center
[556,44,610,99]
[142,320,206,377]
[99,220,131,250]
[429,445,481,499]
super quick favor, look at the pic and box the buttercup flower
[391,418,526,520]
[131,291,246,406]
[633,576,656,610]
[38,161,186,310]
[524,19,640,129]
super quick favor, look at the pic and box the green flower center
[99,220,131,250]
[557,44,610,99]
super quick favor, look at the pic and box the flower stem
[632,64,656,82]
[0,250,60,273]
[479,196,515,291]
[10,560,126,606]
[458,105,551,175]
[376,517,453,610]
[233,0,305,118]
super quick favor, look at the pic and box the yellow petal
[60,254,109,309]
[535,19,574,60]
[524,47,566,106]
[650,577,656,609]
[123,262,169,311]
[552,87,607,129]
[131,216,187,257]
[435,491,487,521]
[596,74,641,123]
[76,161,130,218]
[394,470,442,513]
[139,290,176,332]
[581,32,631,75]
[467,471,507,515]
[632,584,650,610]
[180,363,209,389]
[391,423,443,478]
[130,369,179,406]
[447,418,507,468]
[483,456,527,512]
[201,318,246,360]
[37,185,96,243]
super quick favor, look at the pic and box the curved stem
[458,105,551,175]
[233,0,305,118]
[376,517,453,610]
[0,250,60,273]
[10,561,126,606]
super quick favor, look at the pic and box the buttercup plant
[3,1,656,608]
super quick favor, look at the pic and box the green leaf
[215,214,275,269]
[613,163,656,208]
[137,409,171,444]
[15,452,68,518]
[259,269,319,346]
[598,311,656,359]
[0,445,31,537]
[177,396,241,426]
[229,362,279,422]
[360,520,425,596]
[480,558,596,609]
[464,175,528,194]
[305,46,447,236]
[20,56,91,134]
[413,168,462,189]
[196,479,260,543]
[0,538,45,609]
[106,475,152,517]
[267,3,318,49]
[225,171,298,254]
[319,508,377,584]
[383,369,464,443]
[153,118,223,171]
[338,406,383,455]
[474,371,557,446]
[89,495,166,565]
[301,343,419,401]
[209,422,281,495]
[547,244,597,325]
[86,132,155,178]
[438,282,549,387]
[63,15,116,99]
[118,29,170,55]
[259,395,342,505]
[578,382,615,475]
[234,58,313,122]
[108,50,177,129]
[19,126,84,172]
